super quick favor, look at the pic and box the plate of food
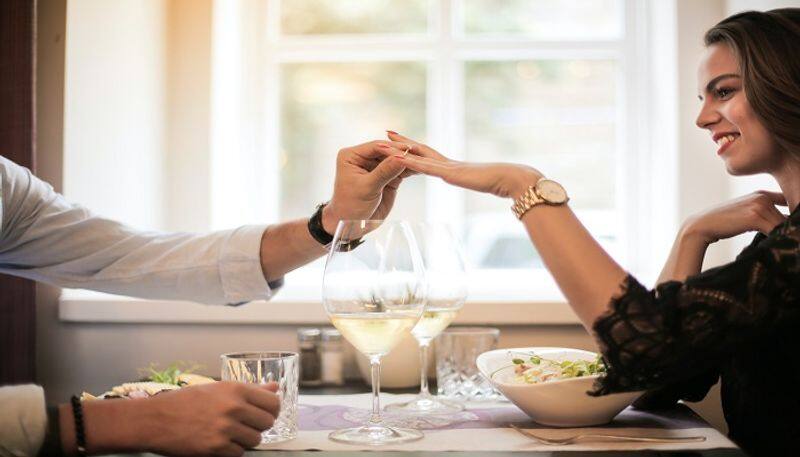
[476,347,642,427]
[81,362,216,401]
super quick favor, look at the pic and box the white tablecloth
[255,393,738,452]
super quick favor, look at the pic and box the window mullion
[426,0,465,225]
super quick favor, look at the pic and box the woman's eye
[715,87,736,99]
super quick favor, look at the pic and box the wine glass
[322,220,427,445]
[386,222,468,415]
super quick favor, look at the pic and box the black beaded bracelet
[70,395,87,456]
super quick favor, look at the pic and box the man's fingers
[260,382,278,393]
[234,404,276,431]
[245,385,281,414]
[369,156,406,188]
[216,441,246,457]
[227,422,264,450]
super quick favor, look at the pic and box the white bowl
[477,347,642,427]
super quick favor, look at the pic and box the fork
[509,424,707,445]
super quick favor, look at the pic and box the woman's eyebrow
[699,73,741,99]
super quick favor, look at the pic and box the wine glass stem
[418,341,431,397]
[369,356,382,424]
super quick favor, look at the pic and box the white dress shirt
[0,155,280,456]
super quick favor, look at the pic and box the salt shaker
[297,327,322,386]
[320,328,344,386]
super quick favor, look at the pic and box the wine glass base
[385,396,464,415]
[328,424,424,446]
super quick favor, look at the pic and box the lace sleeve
[591,218,800,396]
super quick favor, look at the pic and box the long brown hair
[704,8,800,155]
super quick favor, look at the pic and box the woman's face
[695,43,780,175]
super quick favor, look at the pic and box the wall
[165,0,214,232]
[63,0,168,229]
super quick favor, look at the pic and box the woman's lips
[716,133,740,155]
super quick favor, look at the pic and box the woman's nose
[695,99,720,129]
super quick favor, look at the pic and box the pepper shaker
[320,328,344,386]
[297,328,322,386]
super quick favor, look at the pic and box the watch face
[536,179,568,204]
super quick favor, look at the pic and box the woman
[379,8,800,456]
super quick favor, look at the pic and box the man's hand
[61,382,280,457]
[321,141,407,233]
[140,382,279,456]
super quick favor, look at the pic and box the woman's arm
[381,132,788,330]
[656,226,710,284]
[381,132,800,396]
[657,193,786,284]
[379,135,624,329]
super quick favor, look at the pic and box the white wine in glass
[330,311,420,357]
[387,223,468,415]
[323,220,426,445]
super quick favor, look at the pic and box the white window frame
[245,0,658,300]
[60,0,678,325]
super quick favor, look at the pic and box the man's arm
[0,155,271,304]
[0,144,405,303]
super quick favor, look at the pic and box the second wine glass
[386,222,468,415]
[322,220,427,445]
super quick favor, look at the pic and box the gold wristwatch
[511,177,569,219]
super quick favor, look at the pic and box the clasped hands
[322,130,546,232]
[352,131,787,244]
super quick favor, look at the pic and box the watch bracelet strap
[511,185,545,219]
[307,203,334,245]
[307,203,364,251]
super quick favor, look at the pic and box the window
[215,0,651,300]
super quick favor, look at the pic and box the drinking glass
[436,327,501,401]
[220,352,299,445]
[322,220,427,445]
[386,223,467,415]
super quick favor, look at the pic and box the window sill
[59,284,581,326]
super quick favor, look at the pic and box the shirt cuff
[0,384,47,457]
[219,225,282,304]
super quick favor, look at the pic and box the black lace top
[591,208,800,456]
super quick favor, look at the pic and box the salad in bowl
[477,347,642,427]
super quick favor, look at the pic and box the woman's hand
[682,191,787,245]
[378,131,543,199]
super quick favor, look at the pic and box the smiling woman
[377,8,800,456]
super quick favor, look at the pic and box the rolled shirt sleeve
[0,156,280,305]
[0,385,47,457]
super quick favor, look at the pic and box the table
[246,384,745,456]
[110,384,747,456]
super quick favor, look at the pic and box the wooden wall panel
[0,0,37,384]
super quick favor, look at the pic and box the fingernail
[386,130,399,135]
